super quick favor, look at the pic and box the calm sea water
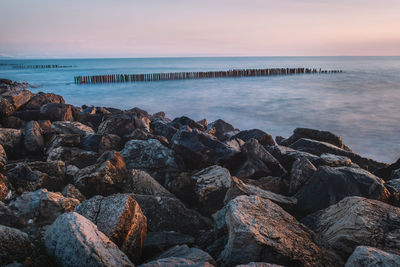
[0,57,399,163]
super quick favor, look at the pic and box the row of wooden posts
[74,68,342,84]
[12,64,74,69]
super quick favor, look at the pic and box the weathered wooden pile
[74,67,342,84]
[12,64,74,69]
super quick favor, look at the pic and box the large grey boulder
[74,151,128,197]
[206,119,236,141]
[47,146,98,168]
[40,103,76,121]
[232,129,274,146]
[52,121,94,136]
[0,224,32,265]
[302,196,400,258]
[156,245,215,265]
[75,194,147,262]
[345,246,400,267]
[0,128,22,156]
[295,166,391,214]
[44,212,134,267]
[386,179,400,192]
[122,169,174,197]
[191,165,233,215]
[98,113,150,136]
[24,121,44,154]
[24,92,65,110]
[214,195,342,267]
[287,157,317,195]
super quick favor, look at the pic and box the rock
[62,184,86,202]
[0,98,16,117]
[52,121,94,136]
[287,157,317,195]
[374,158,400,181]
[224,176,297,212]
[206,119,236,141]
[47,146,98,168]
[236,263,284,267]
[156,245,215,265]
[295,166,391,214]
[223,139,286,179]
[280,128,351,151]
[8,189,79,227]
[320,153,352,167]
[23,121,44,153]
[214,195,342,267]
[40,103,75,121]
[74,151,127,197]
[0,144,7,172]
[345,246,400,267]
[289,138,386,172]
[0,174,9,201]
[98,134,121,154]
[140,257,213,267]
[12,109,42,121]
[2,89,34,110]
[77,106,110,130]
[170,116,206,131]
[122,169,174,197]
[232,129,275,146]
[143,232,195,259]
[80,133,102,151]
[243,176,283,194]
[98,113,150,136]
[150,119,178,141]
[191,165,233,215]
[391,168,400,180]
[2,116,26,129]
[24,92,65,110]
[44,212,134,267]
[130,194,211,236]
[121,139,179,183]
[387,179,400,192]
[0,224,32,265]
[75,194,147,262]
[172,127,238,170]
[302,196,400,258]
[46,134,81,151]
[0,128,22,157]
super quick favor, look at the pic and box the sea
[0,56,399,163]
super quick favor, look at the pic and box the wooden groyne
[12,64,74,69]
[74,68,342,84]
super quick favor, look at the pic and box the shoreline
[0,78,399,266]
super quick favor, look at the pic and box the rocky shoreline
[0,78,399,267]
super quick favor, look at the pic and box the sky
[1,0,399,58]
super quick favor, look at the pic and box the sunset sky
[1,0,399,58]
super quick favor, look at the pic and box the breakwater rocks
[0,79,399,267]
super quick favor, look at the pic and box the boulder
[150,119,178,141]
[24,92,65,110]
[143,232,195,259]
[140,257,213,267]
[0,174,9,201]
[156,245,215,265]
[12,109,42,122]
[289,138,386,172]
[280,128,351,151]
[320,153,352,167]
[62,184,86,202]
[0,128,22,157]
[130,194,211,236]
[0,144,7,172]
[23,121,44,153]
[75,194,147,262]
[214,195,342,266]
[302,196,400,258]
[52,121,94,136]
[121,139,179,183]
[2,89,34,110]
[295,166,391,214]
[40,103,75,121]
[172,127,238,170]
[74,151,127,197]
[236,263,284,267]
[386,179,400,192]
[345,246,400,267]
[2,116,26,129]
[191,165,233,215]
[46,134,81,152]
[98,113,150,136]
[287,157,317,195]
[122,169,174,197]
[170,116,206,131]
[80,133,103,151]
[8,189,79,227]
[223,139,286,179]
[44,212,134,267]
[77,106,110,130]
[98,134,121,154]
[206,119,236,141]
[391,169,400,179]
[0,98,16,117]
[232,129,275,146]
[0,224,32,265]
[374,158,400,181]
[243,176,283,194]
[224,176,297,212]
[47,146,98,168]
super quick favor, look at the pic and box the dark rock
[130,194,212,236]
[374,158,400,181]
[289,138,386,172]
[140,257,213,267]
[24,121,44,154]
[62,184,86,202]
[46,134,81,152]
[232,129,275,146]
[295,166,391,214]
[52,121,94,136]
[156,244,215,265]
[24,92,65,110]
[44,212,134,267]
[77,106,108,130]
[320,153,352,167]
[281,128,352,151]
[206,119,236,141]
[98,113,150,136]
[122,169,174,197]
[143,232,195,259]
[0,144,7,172]
[223,139,286,179]
[73,150,127,198]
[224,176,297,212]
[391,169,400,179]
[345,246,400,267]
[151,120,178,141]
[40,103,75,121]
[75,194,147,262]
[0,98,16,117]
[214,195,342,267]
[2,90,34,110]
[12,109,42,121]
[236,263,283,267]
[243,176,284,194]
[387,179,400,192]
[0,174,9,201]
[47,146,98,168]
[0,128,22,157]
[287,157,317,195]
[98,134,121,154]
[1,116,26,129]
[80,134,102,151]
[302,196,400,258]
[170,116,206,131]
[0,224,32,265]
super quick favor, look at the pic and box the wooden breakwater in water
[74,68,342,84]
[12,64,75,69]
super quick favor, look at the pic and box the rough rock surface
[140,257,213,267]
[191,165,233,215]
[302,196,400,258]
[232,129,275,146]
[386,179,400,192]
[206,119,236,141]
[156,244,215,265]
[75,194,147,262]
[44,212,134,267]
[74,151,128,197]
[345,246,400,267]
[62,184,86,202]
[98,113,150,136]
[214,195,342,267]
[0,144,7,172]
[52,121,94,136]
[24,92,65,110]
[47,146,98,168]
[295,166,391,214]
[0,224,32,265]
[122,169,174,197]
[24,120,44,153]
[287,157,317,195]
[40,103,75,121]
[236,263,284,267]
[0,128,22,156]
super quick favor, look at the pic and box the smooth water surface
[1,56,399,163]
